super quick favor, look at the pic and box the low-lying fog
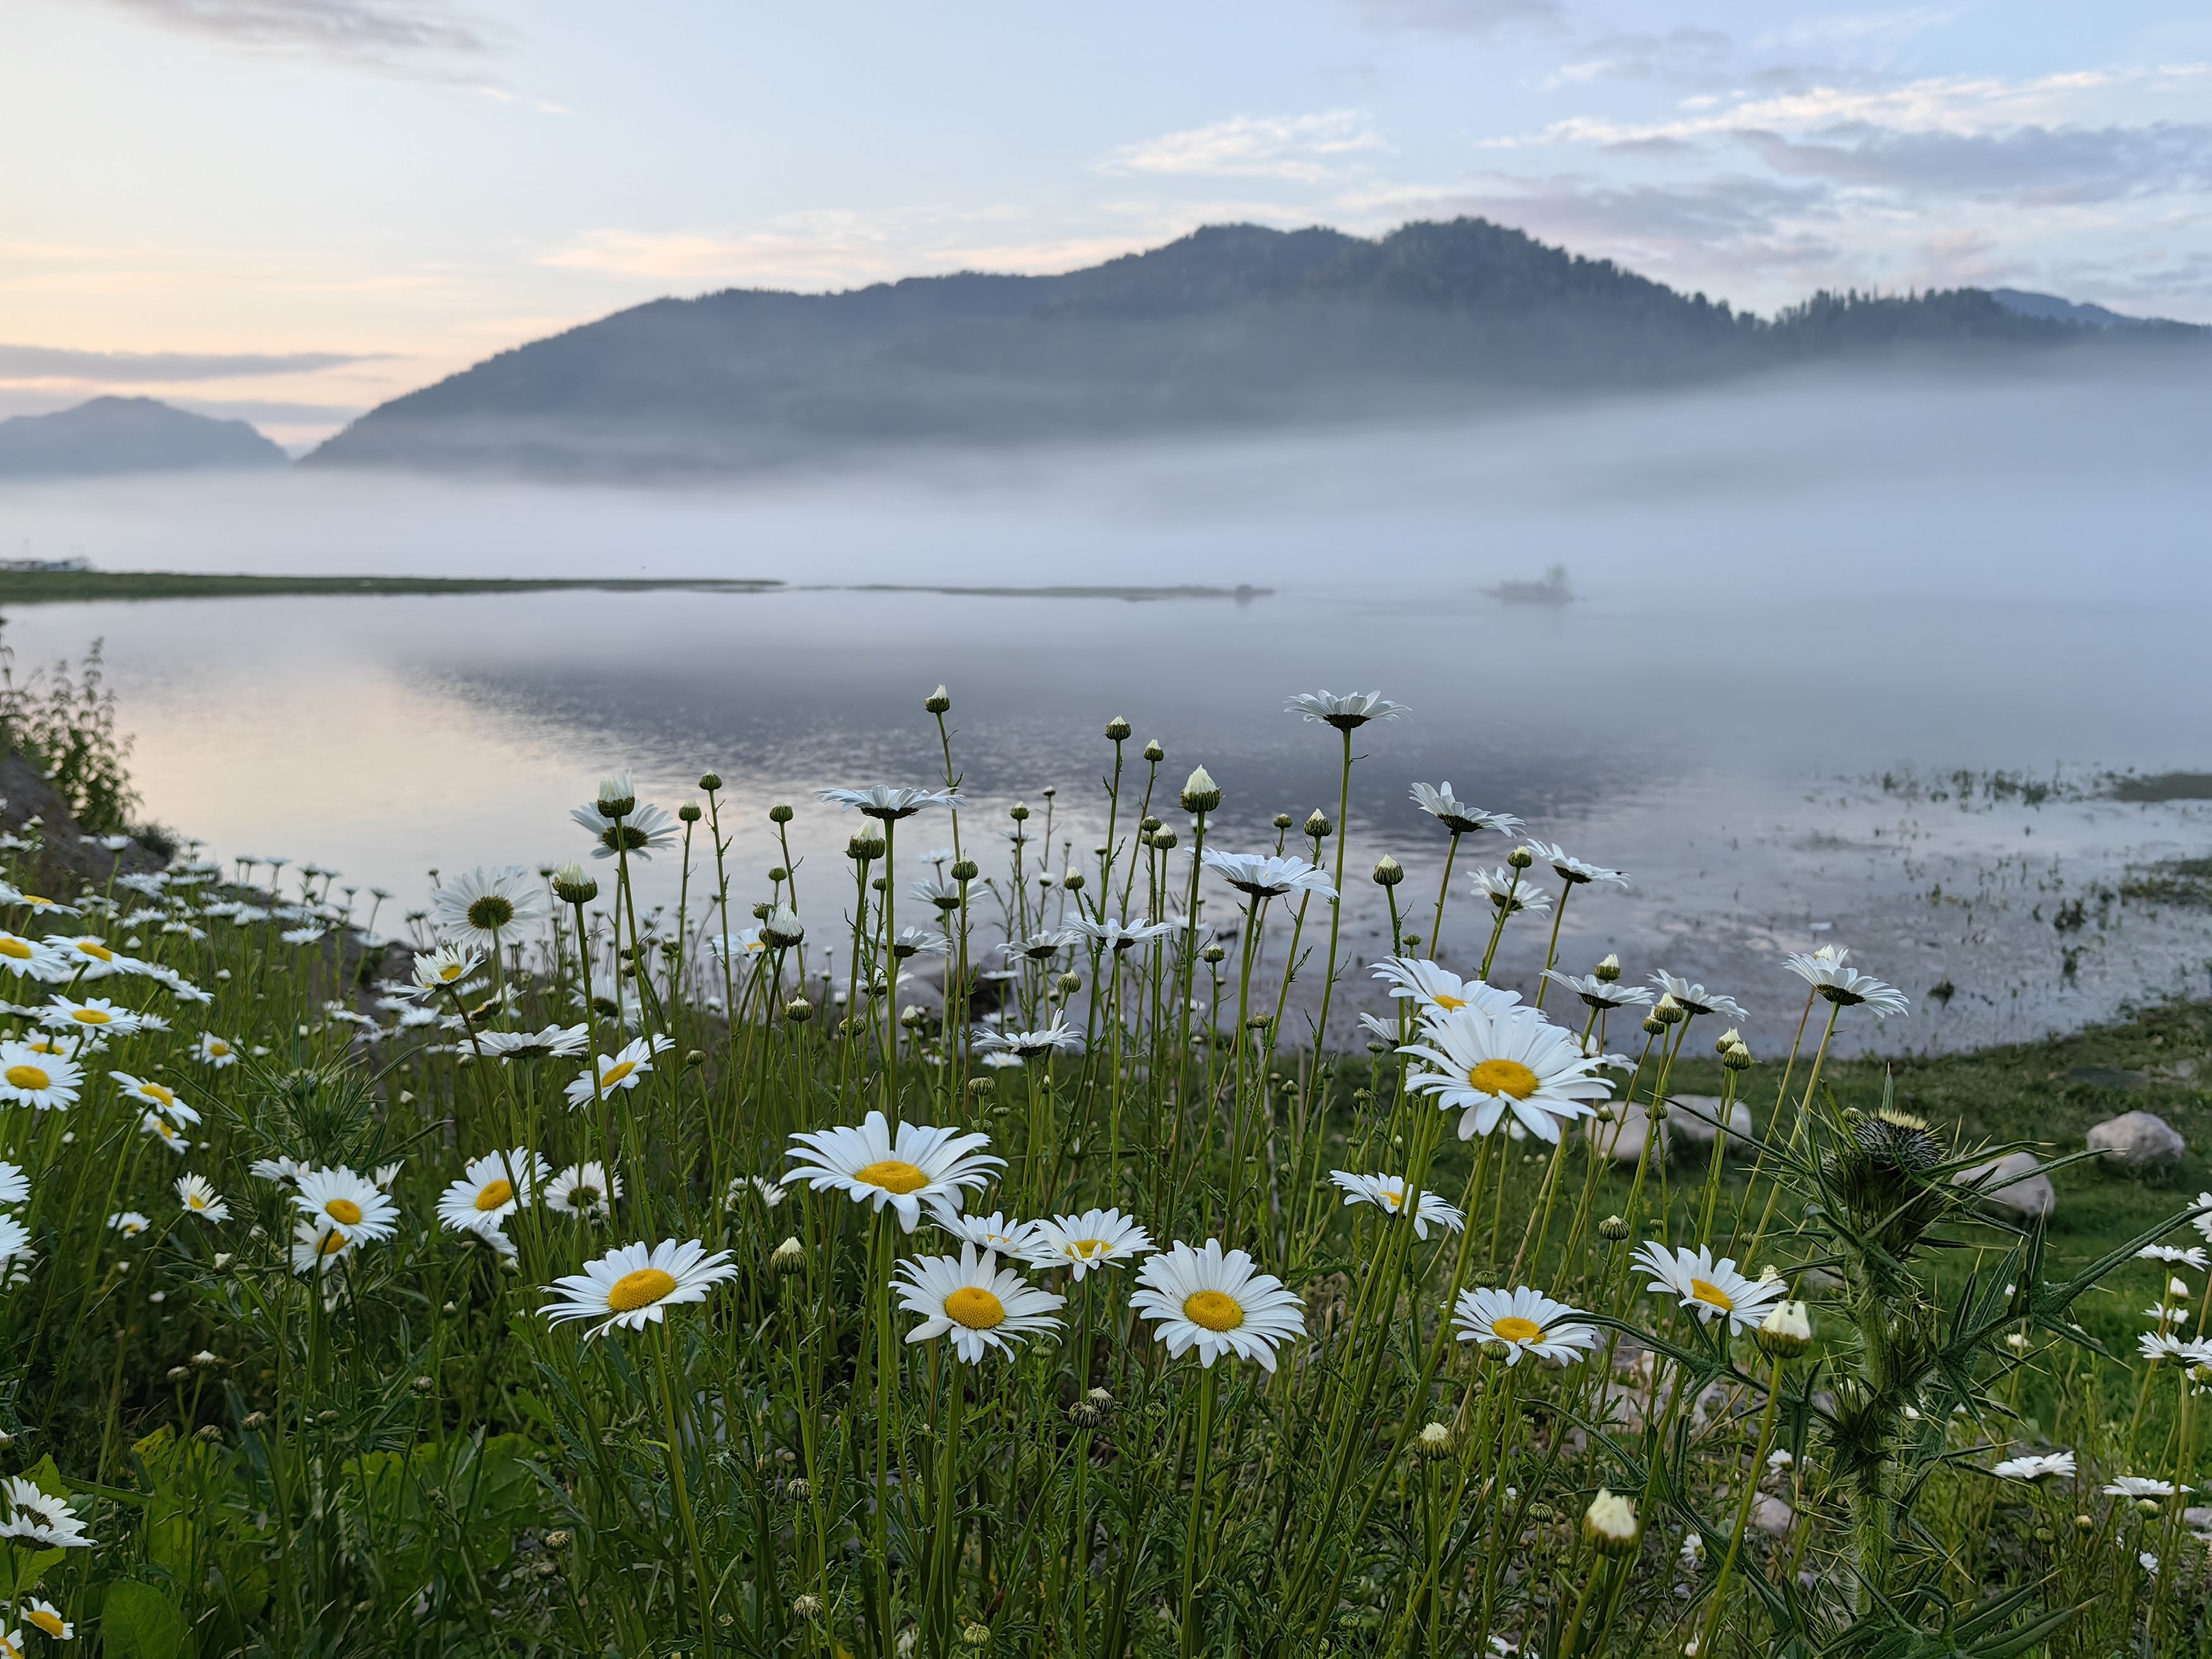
[0,360,2206,1055]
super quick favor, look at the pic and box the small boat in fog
[1488,564,1572,604]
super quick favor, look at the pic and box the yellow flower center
[76,942,112,961]
[320,1231,349,1257]
[1491,1316,1543,1343]
[188,1193,209,1209]
[1432,992,1466,1011]
[944,1286,1006,1329]
[0,939,30,959]
[324,1198,364,1226]
[23,895,51,908]
[600,1060,637,1086]
[1184,1290,1244,1332]
[71,1009,111,1025]
[438,963,465,981]
[1380,1189,1405,1210]
[5,1064,50,1091]
[207,1041,229,1056]
[1071,1239,1110,1258]
[1466,1058,1538,1098]
[855,1158,928,1195]
[474,1179,515,1212]
[607,1267,678,1311]
[142,1082,174,1107]
[26,1608,64,1638]
[1689,1278,1735,1313]
[150,1120,176,1141]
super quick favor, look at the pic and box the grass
[0,572,1274,605]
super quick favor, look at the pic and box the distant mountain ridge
[0,396,288,478]
[305,218,2206,478]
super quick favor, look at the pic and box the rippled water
[2,364,2207,1054]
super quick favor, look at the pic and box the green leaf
[102,1581,191,1659]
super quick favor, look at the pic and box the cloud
[1348,0,1564,36]
[1103,111,1386,183]
[1742,121,2212,204]
[0,343,380,382]
[1541,28,1733,88]
[100,0,497,76]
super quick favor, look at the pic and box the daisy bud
[962,1622,992,1648]
[1507,846,1535,869]
[1715,1028,1741,1054]
[951,859,979,883]
[2074,1514,2096,1533]
[1415,1421,1454,1457]
[1151,829,1177,851]
[1372,855,1404,887]
[1139,816,1163,834]
[1652,993,1686,1024]
[1057,971,1082,995]
[1595,953,1622,982]
[792,1594,822,1620]
[1068,1397,1105,1428]
[1105,716,1131,741]
[784,997,814,1024]
[1272,812,1294,830]
[1142,740,1164,763]
[1756,1299,1812,1359]
[2004,1332,2029,1354]
[1180,766,1222,813]
[1304,809,1332,839]
[243,1411,269,1431]
[965,1076,994,1095]
[1599,1215,1631,1242]
[1009,802,1030,822]
[1584,1488,1640,1555]
[2173,1277,2192,1298]
[546,1529,573,1549]
[1722,1043,1754,1072]
[2033,1525,2056,1543]
[192,1349,221,1368]
[678,802,702,823]
[552,863,598,905]
[784,1476,811,1502]
[1642,1015,1667,1035]
[925,685,952,715]
[596,774,636,817]
[2138,1498,2161,1517]
[1087,1385,1112,1408]
[698,772,722,791]
[1201,944,1227,964]
[764,907,806,949]
[168,1365,190,1381]
[772,1237,806,1274]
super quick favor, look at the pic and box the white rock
[1589,1111,1663,1165]
[1954,1152,2055,1218]
[1751,1493,1795,1536]
[2087,1111,2186,1168]
[1668,1095,1753,1148]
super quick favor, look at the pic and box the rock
[0,751,166,889]
[1668,1095,1754,1148]
[2087,1111,2186,1169]
[1954,1152,2055,1218]
[1589,1111,1661,1165]
[2185,1505,2212,1534]
[1751,1493,1794,1536]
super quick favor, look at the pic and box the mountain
[0,397,288,478]
[1990,289,2172,330]
[307,219,2205,479]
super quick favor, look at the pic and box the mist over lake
[2,361,2207,1054]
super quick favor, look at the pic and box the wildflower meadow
[0,681,2201,1658]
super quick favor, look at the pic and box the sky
[4,0,2211,446]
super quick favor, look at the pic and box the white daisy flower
[139,1112,190,1155]
[971,1020,1085,1059]
[1452,1285,1599,1366]
[430,865,549,949]
[2138,1332,2212,1365]
[0,932,66,982]
[1400,1005,1613,1143]
[937,1209,1046,1258]
[4,891,79,918]
[2104,1475,2189,1498]
[1284,689,1406,730]
[0,1043,80,1110]
[279,925,327,946]
[704,930,768,962]
[1371,957,1522,1016]
[290,1218,354,1275]
[291,1167,399,1244]
[1201,852,1337,901]
[109,1210,150,1236]
[1991,1450,2075,1483]
[0,1164,25,1206]
[112,1072,198,1126]
[563,1035,669,1109]
[1408,784,1521,839]
[1130,1238,1305,1371]
[785,1110,1001,1232]
[1066,915,1176,953]
[1329,1171,1465,1239]
[0,1215,30,1269]
[248,1155,304,1186]
[39,996,143,1036]
[437,1149,550,1236]
[176,1174,229,1222]
[1782,952,1909,1018]
[816,785,963,821]
[1540,970,1656,1011]
[1650,973,1749,1021]
[19,1598,69,1640]
[1520,842,1629,889]
[194,1033,239,1068]
[2141,1244,2211,1268]
[1000,929,1079,964]
[571,799,681,861]
[895,1243,1065,1362]
[0,1476,93,1548]
[1023,1208,1156,1279]
[546,1162,621,1218]
[1470,867,1550,916]
[540,1238,737,1339]
[408,945,484,1000]
[1631,1242,1785,1335]
[472,1023,594,1059]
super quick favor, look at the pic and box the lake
[1,361,2208,1057]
